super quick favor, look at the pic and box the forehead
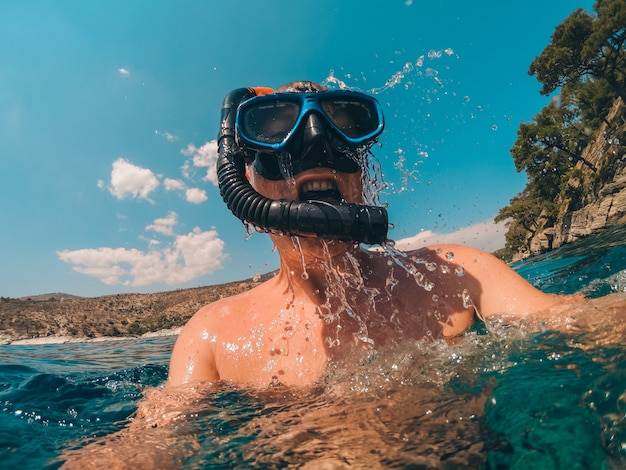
[276,81,327,93]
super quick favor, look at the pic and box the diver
[60,81,589,468]
[166,80,580,388]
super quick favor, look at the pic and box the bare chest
[213,305,330,387]
[209,265,478,386]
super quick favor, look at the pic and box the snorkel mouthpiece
[216,87,389,245]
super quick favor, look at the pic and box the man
[61,81,592,468]
[167,81,577,388]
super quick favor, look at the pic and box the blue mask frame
[235,90,385,153]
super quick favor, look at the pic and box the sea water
[2,226,626,469]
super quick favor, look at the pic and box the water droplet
[423,281,435,292]
[432,294,439,302]
[357,331,375,346]
[462,289,473,309]
[455,267,465,277]
[301,272,309,280]
[426,262,437,271]
[446,251,455,260]
[491,124,498,131]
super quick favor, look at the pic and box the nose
[301,113,328,149]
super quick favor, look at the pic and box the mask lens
[241,100,301,144]
[238,91,383,151]
[320,97,380,138]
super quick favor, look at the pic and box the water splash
[383,244,437,293]
[291,237,309,281]
[392,149,421,193]
[322,48,457,96]
[359,148,387,206]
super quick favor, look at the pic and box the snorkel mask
[216,86,389,245]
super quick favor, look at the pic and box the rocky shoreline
[0,276,269,345]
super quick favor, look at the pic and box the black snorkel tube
[216,88,389,245]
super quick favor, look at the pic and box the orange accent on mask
[249,87,275,96]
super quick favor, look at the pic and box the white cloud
[155,130,178,142]
[185,187,208,204]
[118,68,130,77]
[393,219,507,253]
[164,178,186,191]
[57,227,226,286]
[145,212,178,236]
[109,158,159,202]
[181,160,192,179]
[181,140,219,185]
[163,177,207,205]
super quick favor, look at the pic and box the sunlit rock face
[517,98,626,262]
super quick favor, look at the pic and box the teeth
[301,180,337,193]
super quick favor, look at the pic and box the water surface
[2,227,626,468]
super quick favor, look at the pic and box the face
[245,84,366,202]
[240,81,382,252]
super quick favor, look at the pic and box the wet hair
[276,80,327,93]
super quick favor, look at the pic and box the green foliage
[497,0,626,259]
[493,219,532,262]
[511,101,592,197]
[566,78,616,128]
[529,0,626,102]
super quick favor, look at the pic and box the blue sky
[1,0,595,298]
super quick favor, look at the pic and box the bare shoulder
[399,243,510,277]
[408,243,501,265]
[413,243,516,275]
[180,280,268,333]
[168,283,263,386]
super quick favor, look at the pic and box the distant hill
[0,274,273,343]
[18,293,84,302]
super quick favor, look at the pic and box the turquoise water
[513,224,626,298]
[0,338,172,468]
[2,227,626,469]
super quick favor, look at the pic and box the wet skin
[168,166,570,388]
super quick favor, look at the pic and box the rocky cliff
[515,98,626,261]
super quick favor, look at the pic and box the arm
[432,244,579,318]
[59,384,209,469]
